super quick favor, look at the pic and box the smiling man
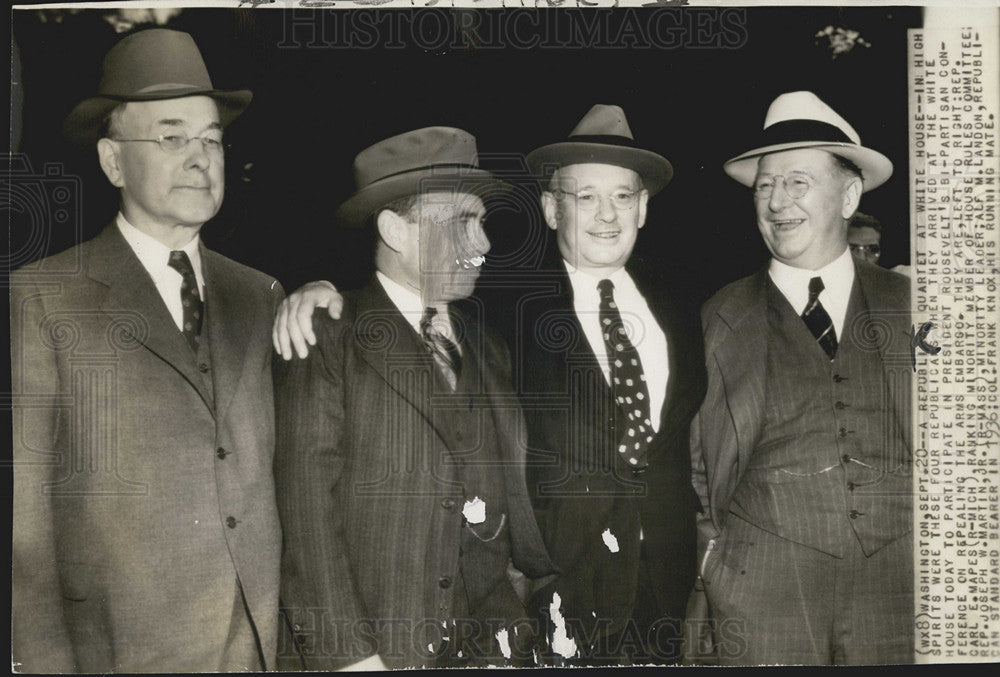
[689,91,913,665]
[11,29,284,672]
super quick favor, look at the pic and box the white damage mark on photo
[548,591,578,659]
[601,527,620,553]
[462,496,486,524]
[495,627,511,659]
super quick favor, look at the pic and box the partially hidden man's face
[542,163,649,277]
[848,225,882,264]
[101,96,225,233]
[399,192,491,306]
[753,148,862,271]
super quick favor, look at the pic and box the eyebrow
[153,119,223,132]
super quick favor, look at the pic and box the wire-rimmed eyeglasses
[550,188,640,212]
[753,175,811,200]
[112,133,227,155]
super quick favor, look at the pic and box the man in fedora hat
[517,104,706,665]
[272,126,557,669]
[11,29,283,671]
[271,106,707,665]
[688,91,912,664]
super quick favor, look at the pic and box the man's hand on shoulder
[273,280,344,360]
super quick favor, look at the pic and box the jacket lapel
[88,225,214,412]
[201,246,255,422]
[352,281,449,442]
[711,269,770,473]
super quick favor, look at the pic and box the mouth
[769,219,805,231]
[587,229,621,240]
[176,185,211,191]
[457,256,486,270]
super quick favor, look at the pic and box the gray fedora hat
[63,29,252,145]
[525,104,673,196]
[336,127,509,227]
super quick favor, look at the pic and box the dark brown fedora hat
[336,127,509,228]
[525,104,673,197]
[63,29,252,145]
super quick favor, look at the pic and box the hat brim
[723,141,893,193]
[526,142,673,197]
[335,167,511,228]
[63,88,253,146]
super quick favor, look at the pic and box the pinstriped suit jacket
[690,260,912,569]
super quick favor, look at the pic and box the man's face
[848,226,881,264]
[542,163,648,277]
[753,149,860,270]
[406,191,490,306]
[106,96,224,234]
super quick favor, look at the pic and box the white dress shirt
[116,214,204,332]
[376,271,459,351]
[768,246,856,340]
[564,261,670,432]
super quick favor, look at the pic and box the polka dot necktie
[597,279,652,471]
[801,276,838,361]
[420,307,461,390]
[167,250,203,352]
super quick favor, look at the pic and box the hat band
[360,162,485,189]
[564,134,638,148]
[759,119,854,146]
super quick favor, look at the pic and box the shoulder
[702,272,762,324]
[857,261,910,308]
[201,248,284,298]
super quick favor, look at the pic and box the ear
[636,188,649,229]
[97,138,125,188]
[376,208,409,253]
[841,177,863,220]
[540,191,559,231]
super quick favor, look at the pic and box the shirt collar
[116,213,203,282]
[563,259,633,305]
[768,246,855,308]
[376,270,444,335]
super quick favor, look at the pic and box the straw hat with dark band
[723,91,893,192]
[63,29,252,145]
[526,104,673,196]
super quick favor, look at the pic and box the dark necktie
[598,279,653,471]
[167,250,203,352]
[420,307,461,390]
[801,276,838,360]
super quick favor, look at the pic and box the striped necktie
[420,307,461,390]
[167,250,202,352]
[801,276,838,360]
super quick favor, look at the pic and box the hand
[338,653,387,671]
[273,280,344,360]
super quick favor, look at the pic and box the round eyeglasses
[112,133,227,154]
[551,188,640,212]
[753,175,811,200]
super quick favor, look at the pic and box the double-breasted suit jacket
[11,224,285,672]
[273,280,556,670]
[518,260,707,641]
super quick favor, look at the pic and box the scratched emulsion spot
[463,496,486,524]
[601,528,620,553]
[495,628,511,659]
[549,592,578,659]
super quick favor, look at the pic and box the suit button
[842,454,852,464]
[296,634,307,644]
[441,498,455,509]
[835,401,846,410]
[838,428,848,438]
[226,516,237,529]
[438,576,452,589]
[199,363,210,373]
[216,447,228,459]
[847,482,855,491]
[833,374,845,383]
[849,510,862,519]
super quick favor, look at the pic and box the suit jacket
[11,224,285,672]
[690,260,912,569]
[273,280,556,670]
[518,260,707,634]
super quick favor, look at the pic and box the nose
[184,138,214,171]
[767,178,793,212]
[595,194,617,222]
[468,220,491,256]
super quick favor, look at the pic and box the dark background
[11,6,920,309]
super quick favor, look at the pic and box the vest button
[441,498,455,509]
[216,447,228,459]
[839,428,848,438]
[847,482,856,491]
[842,454,852,464]
[296,634,307,645]
[438,576,452,589]
[835,401,846,410]
[833,374,845,383]
[198,363,210,373]
[849,510,861,519]
[226,516,237,529]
